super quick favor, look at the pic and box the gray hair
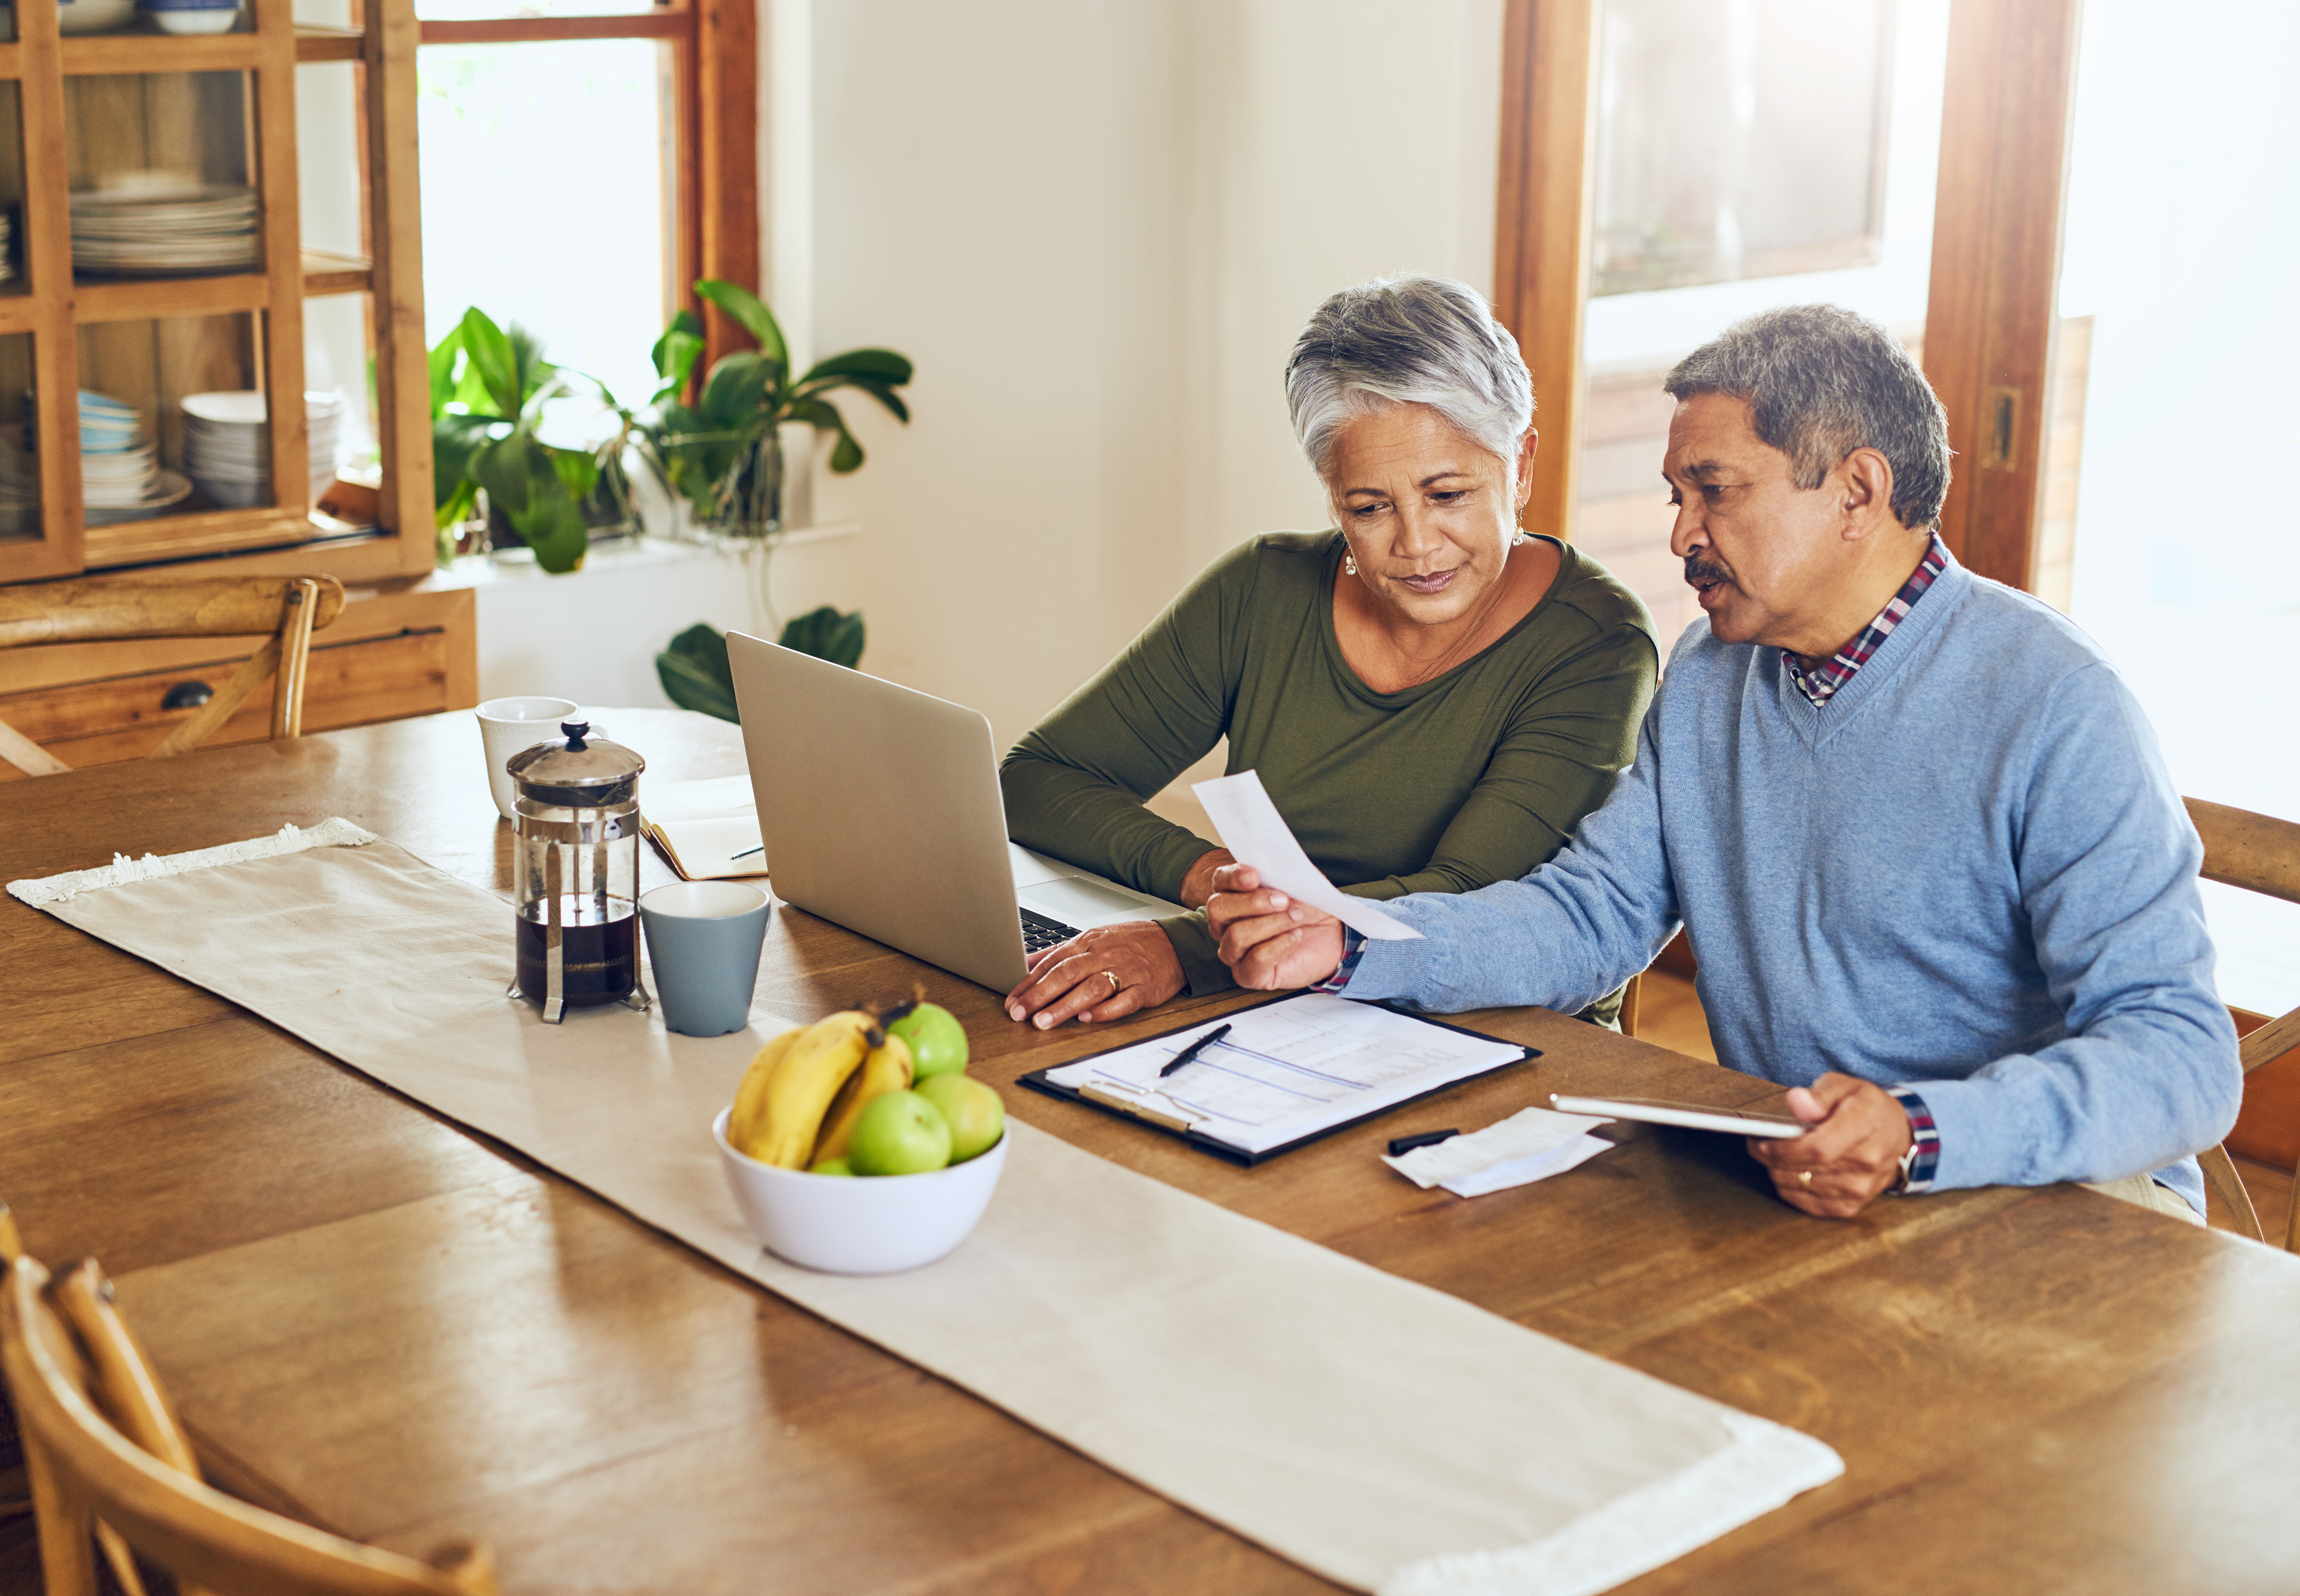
[1664,304,1951,531]
[1285,275,1534,478]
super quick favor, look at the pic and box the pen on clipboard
[1159,1023,1231,1077]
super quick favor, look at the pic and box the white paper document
[1043,992,1523,1156]
[1383,1105,1617,1198]
[1191,770,1422,942]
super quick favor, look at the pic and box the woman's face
[1325,403,1536,629]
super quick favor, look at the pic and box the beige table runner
[12,823,1841,1596]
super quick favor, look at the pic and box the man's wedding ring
[1798,1169,1814,1187]
[1099,970,1121,998]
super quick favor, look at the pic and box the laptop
[726,633,1189,992]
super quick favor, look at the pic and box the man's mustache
[1683,555,1732,586]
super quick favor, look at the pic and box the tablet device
[1548,1094,1805,1139]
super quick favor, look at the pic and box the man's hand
[1205,863,1346,990]
[1177,848,1239,910]
[1748,1072,1913,1218]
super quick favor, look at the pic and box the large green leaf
[778,604,865,668]
[431,412,498,509]
[507,322,557,408]
[469,433,538,514]
[520,501,591,573]
[798,348,913,386]
[655,622,740,721]
[696,279,790,375]
[799,374,910,425]
[427,327,463,419]
[698,353,777,426]
[783,396,864,473]
[458,308,521,419]
[547,444,601,502]
[434,475,479,532]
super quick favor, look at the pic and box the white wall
[792,0,1504,753]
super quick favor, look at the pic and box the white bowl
[712,1106,1006,1275]
[59,0,138,33]
[150,9,240,32]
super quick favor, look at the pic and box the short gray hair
[1664,304,1951,531]
[1285,275,1533,477]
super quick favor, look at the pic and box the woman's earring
[1343,551,1358,577]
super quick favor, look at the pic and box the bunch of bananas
[727,1009,914,1169]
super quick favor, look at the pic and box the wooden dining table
[5,705,2299,1594]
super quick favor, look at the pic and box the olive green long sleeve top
[1000,531,1660,997]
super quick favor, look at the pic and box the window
[411,0,756,410]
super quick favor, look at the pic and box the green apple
[886,1000,968,1080]
[916,1075,1004,1164]
[807,1156,854,1177]
[847,1090,953,1176]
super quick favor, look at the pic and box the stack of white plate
[78,390,193,524]
[182,390,343,508]
[70,180,260,277]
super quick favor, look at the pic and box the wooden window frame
[1493,0,2083,592]
[416,0,758,372]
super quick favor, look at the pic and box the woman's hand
[1206,864,1346,989]
[1005,920,1186,1029]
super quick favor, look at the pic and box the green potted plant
[640,280,912,720]
[430,308,631,574]
[636,279,913,540]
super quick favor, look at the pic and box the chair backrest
[1,1250,497,1596]
[2183,798,2300,1247]
[0,576,348,778]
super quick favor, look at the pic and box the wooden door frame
[1492,0,1598,545]
[1919,0,2084,590]
[1492,0,2085,590]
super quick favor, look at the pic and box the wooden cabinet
[0,584,473,778]
[0,0,429,586]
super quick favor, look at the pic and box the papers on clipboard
[1191,770,1422,942]
[1036,993,1526,1158]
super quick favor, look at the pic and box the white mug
[476,696,579,820]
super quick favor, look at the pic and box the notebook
[1021,992,1535,1165]
[643,776,768,882]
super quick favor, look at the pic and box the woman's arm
[999,542,1260,903]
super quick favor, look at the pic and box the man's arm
[1913,664,2242,1192]
[1215,699,1684,1012]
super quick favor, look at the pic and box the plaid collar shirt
[1782,535,1950,707]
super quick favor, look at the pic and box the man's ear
[1840,446,1897,541]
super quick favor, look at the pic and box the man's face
[1662,393,1853,651]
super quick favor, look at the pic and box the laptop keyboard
[1019,906,1082,953]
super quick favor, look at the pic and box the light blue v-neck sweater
[1344,554,2241,1209]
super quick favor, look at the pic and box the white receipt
[1191,771,1422,942]
[1384,1106,1616,1198]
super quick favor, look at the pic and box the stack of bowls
[77,390,192,525]
[57,0,139,33]
[181,390,342,508]
[138,0,243,33]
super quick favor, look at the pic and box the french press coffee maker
[505,722,649,1022]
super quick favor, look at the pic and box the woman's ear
[1514,428,1540,512]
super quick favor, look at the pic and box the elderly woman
[999,274,1658,1029]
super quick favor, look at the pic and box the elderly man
[1206,304,2241,1222]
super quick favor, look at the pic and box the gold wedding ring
[1099,970,1121,998]
[1798,1169,1814,1188]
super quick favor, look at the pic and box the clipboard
[1018,993,1539,1167]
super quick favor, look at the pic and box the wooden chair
[2186,799,2300,1248]
[0,1202,497,1596]
[0,576,348,778]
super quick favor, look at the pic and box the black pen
[1159,1023,1231,1077]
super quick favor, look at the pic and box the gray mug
[639,881,771,1037]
